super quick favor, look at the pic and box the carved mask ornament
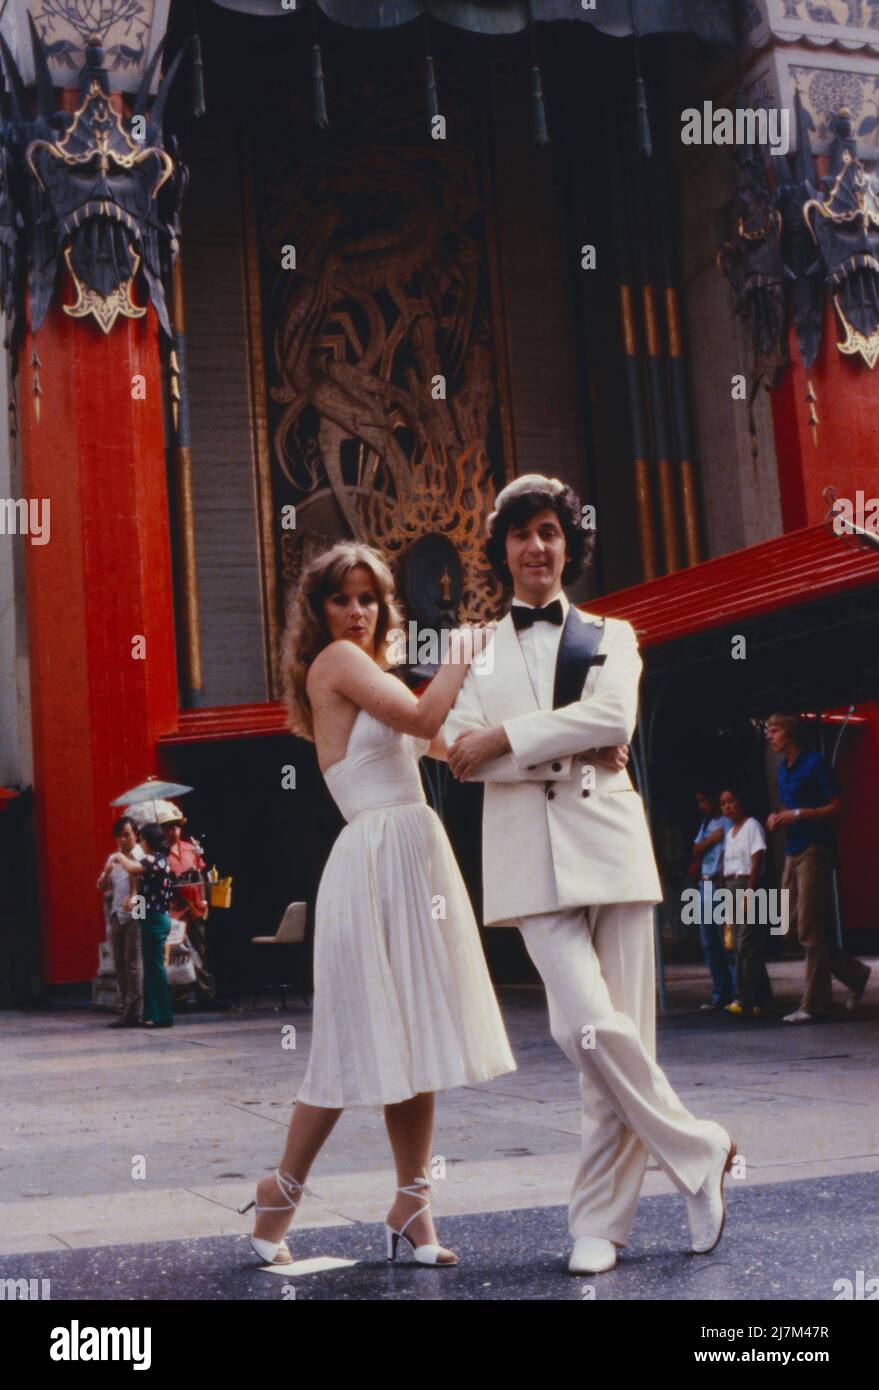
[27,50,173,333]
[719,96,879,454]
[803,108,879,369]
[0,15,188,343]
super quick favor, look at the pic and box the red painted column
[835,707,879,936]
[771,297,879,531]
[19,296,179,985]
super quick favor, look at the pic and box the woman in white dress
[240,541,515,1267]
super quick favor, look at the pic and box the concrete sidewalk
[1,959,877,1258]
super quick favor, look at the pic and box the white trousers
[519,902,723,1245]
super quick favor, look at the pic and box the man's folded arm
[502,624,641,770]
[443,665,571,782]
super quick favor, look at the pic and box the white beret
[487,473,567,536]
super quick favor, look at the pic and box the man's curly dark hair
[485,483,595,589]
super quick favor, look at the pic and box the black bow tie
[511,599,564,631]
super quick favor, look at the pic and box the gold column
[170,255,203,703]
[619,283,658,580]
[481,85,518,486]
[240,149,282,699]
[665,285,701,567]
[642,283,681,574]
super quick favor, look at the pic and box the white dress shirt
[511,591,570,711]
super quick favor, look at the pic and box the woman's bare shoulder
[306,639,364,692]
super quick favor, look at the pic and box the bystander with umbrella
[111,823,175,1029]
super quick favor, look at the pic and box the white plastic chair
[250,902,310,1011]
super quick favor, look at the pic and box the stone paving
[1,959,877,1300]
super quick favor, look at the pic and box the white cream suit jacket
[443,606,663,925]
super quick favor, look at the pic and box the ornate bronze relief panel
[243,58,512,662]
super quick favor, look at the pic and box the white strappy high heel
[238,1169,306,1265]
[385,1177,458,1266]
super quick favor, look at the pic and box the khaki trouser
[519,903,726,1246]
[110,912,143,1023]
[783,845,869,1015]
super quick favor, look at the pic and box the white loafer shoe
[688,1132,736,1254]
[568,1236,617,1274]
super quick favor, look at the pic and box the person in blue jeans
[691,790,735,1010]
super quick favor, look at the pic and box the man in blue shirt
[690,790,735,1009]
[766,713,871,1023]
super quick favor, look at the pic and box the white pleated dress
[297,708,516,1108]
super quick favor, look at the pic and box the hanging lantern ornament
[528,5,549,147]
[423,15,440,126]
[311,0,329,130]
[192,0,206,119]
[631,0,652,157]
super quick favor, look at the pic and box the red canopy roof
[589,523,879,648]
[159,523,879,745]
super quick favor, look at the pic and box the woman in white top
[719,789,771,1020]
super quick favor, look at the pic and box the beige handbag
[165,920,198,987]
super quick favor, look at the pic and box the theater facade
[1,0,878,997]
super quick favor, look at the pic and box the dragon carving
[262,144,504,618]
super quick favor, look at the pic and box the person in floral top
[112,823,175,1028]
[160,806,215,1004]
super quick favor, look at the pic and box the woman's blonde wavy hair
[281,541,404,741]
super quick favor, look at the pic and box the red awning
[160,700,290,746]
[589,524,879,649]
[159,523,879,744]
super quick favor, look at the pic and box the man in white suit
[443,474,735,1274]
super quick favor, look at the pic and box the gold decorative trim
[619,284,638,357]
[173,443,203,695]
[28,78,172,335]
[665,287,683,359]
[169,349,182,433]
[806,377,820,445]
[27,89,174,200]
[170,256,202,699]
[62,245,145,332]
[240,138,282,700]
[619,283,657,579]
[665,285,701,566]
[633,455,658,580]
[30,342,42,423]
[365,443,499,622]
[679,459,701,568]
[480,75,518,487]
[656,457,681,574]
[641,284,662,359]
[832,295,879,369]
